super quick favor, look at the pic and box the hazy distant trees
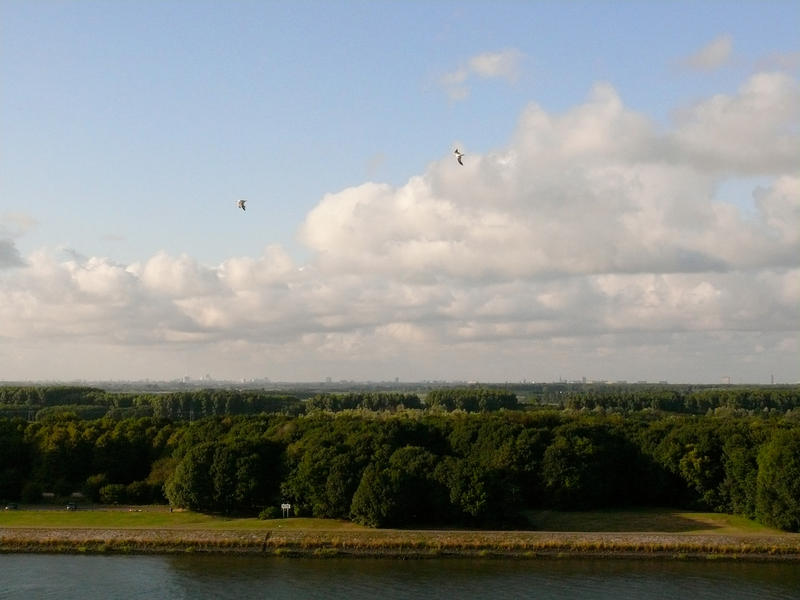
[3,384,800,421]
[305,392,422,412]
[425,388,519,411]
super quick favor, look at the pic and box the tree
[540,421,639,509]
[350,446,448,527]
[434,456,489,521]
[164,442,216,510]
[99,483,127,504]
[350,463,396,527]
[756,429,800,532]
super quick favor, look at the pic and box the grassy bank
[2,507,799,560]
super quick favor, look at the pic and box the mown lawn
[0,506,788,536]
[524,508,785,535]
[0,507,364,531]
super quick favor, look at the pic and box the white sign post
[281,503,292,518]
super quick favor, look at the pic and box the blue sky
[1,1,798,383]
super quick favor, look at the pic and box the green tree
[756,429,800,531]
[99,483,127,504]
[350,462,396,527]
[164,442,216,510]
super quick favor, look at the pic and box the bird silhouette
[454,148,464,165]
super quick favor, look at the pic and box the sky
[1,1,798,384]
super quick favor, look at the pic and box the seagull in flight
[454,148,464,166]
[237,199,247,211]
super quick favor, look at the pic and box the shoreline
[3,527,800,560]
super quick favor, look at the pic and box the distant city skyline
[2,374,795,388]
[1,1,798,384]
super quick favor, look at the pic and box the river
[1,554,798,599]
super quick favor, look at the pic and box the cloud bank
[2,71,798,382]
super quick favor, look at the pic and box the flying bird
[237,199,247,211]
[454,148,464,165]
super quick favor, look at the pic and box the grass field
[2,506,798,559]
[524,508,784,536]
[0,506,364,531]
[0,505,785,536]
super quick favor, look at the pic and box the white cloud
[682,34,733,71]
[670,72,800,173]
[758,173,800,221]
[468,49,523,81]
[440,49,523,100]
[132,251,221,298]
[302,76,799,279]
[2,72,798,382]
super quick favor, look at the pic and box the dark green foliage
[350,463,396,527]
[126,480,156,504]
[0,418,28,502]
[20,481,43,503]
[756,429,800,531]
[259,505,281,519]
[434,457,490,521]
[1,397,800,531]
[350,445,450,527]
[164,432,284,513]
[99,483,127,504]
[280,416,378,518]
[540,421,638,509]
[83,474,109,503]
[163,442,217,510]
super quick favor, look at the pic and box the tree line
[1,408,798,532]
[558,385,800,414]
[3,385,800,421]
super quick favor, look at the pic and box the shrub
[21,481,43,504]
[126,480,153,504]
[99,483,127,505]
[258,506,282,519]
[83,473,109,503]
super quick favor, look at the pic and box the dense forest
[1,385,799,532]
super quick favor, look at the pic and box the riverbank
[3,508,799,560]
[3,527,800,560]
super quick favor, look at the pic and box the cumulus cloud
[301,75,799,279]
[0,239,24,269]
[682,34,733,71]
[669,72,800,173]
[2,71,798,382]
[440,49,523,100]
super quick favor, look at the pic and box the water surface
[1,554,798,600]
